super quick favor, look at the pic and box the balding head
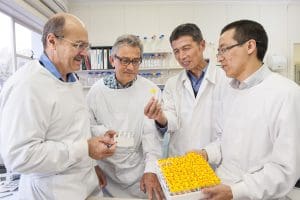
[41,13,89,77]
[42,13,86,49]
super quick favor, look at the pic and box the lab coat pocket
[23,175,56,200]
[115,163,144,187]
[113,151,145,187]
[29,171,93,200]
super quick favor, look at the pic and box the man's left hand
[202,184,233,200]
[140,172,164,200]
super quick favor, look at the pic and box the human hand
[144,97,167,126]
[202,184,233,200]
[95,165,107,188]
[88,135,116,160]
[104,130,116,138]
[140,172,165,200]
[104,130,117,147]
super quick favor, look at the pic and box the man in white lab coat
[0,13,116,200]
[144,23,227,157]
[86,34,164,200]
[198,19,300,199]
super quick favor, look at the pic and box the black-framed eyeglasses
[114,55,142,67]
[54,34,90,52]
[216,41,248,57]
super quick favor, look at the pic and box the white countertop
[98,189,300,200]
[287,187,300,199]
[0,195,147,200]
[101,198,146,200]
[1,188,300,199]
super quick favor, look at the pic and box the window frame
[0,10,43,74]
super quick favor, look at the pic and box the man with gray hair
[87,34,164,200]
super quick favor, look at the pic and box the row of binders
[82,47,113,70]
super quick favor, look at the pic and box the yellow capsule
[159,152,220,194]
[150,88,157,95]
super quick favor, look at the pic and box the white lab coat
[162,61,227,156]
[205,65,300,199]
[87,76,162,198]
[0,60,100,200]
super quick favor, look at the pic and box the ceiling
[69,0,297,2]
[67,0,300,6]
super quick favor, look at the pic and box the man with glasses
[0,13,116,200]
[198,19,300,199]
[86,34,164,200]
[144,23,227,157]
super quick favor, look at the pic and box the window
[0,11,43,92]
[0,11,13,91]
[15,23,42,70]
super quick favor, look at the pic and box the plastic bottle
[151,35,156,52]
[157,34,165,52]
[87,71,94,86]
[143,36,149,52]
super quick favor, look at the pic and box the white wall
[69,1,300,80]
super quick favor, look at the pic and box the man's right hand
[144,97,167,126]
[88,132,116,160]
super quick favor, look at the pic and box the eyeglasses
[114,55,142,67]
[216,41,247,57]
[55,35,90,52]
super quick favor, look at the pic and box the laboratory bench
[1,189,300,200]
[1,168,300,200]
[100,188,300,200]
[0,195,146,200]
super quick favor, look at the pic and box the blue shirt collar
[39,53,76,82]
[187,65,207,84]
[186,64,208,97]
[187,66,207,82]
[103,72,136,89]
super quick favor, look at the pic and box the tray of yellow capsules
[156,152,220,200]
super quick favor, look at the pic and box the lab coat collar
[179,59,219,86]
[230,64,271,89]
[39,53,76,82]
[203,60,219,85]
[178,60,220,100]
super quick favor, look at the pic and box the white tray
[156,162,207,200]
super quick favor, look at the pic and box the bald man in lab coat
[0,13,116,200]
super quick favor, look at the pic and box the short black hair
[221,19,268,61]
[169,23,203,44]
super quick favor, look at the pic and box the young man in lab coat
[198,19,300,199]
[86,34,164,200]
[0,13,116,200]
[144,23,227,157]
